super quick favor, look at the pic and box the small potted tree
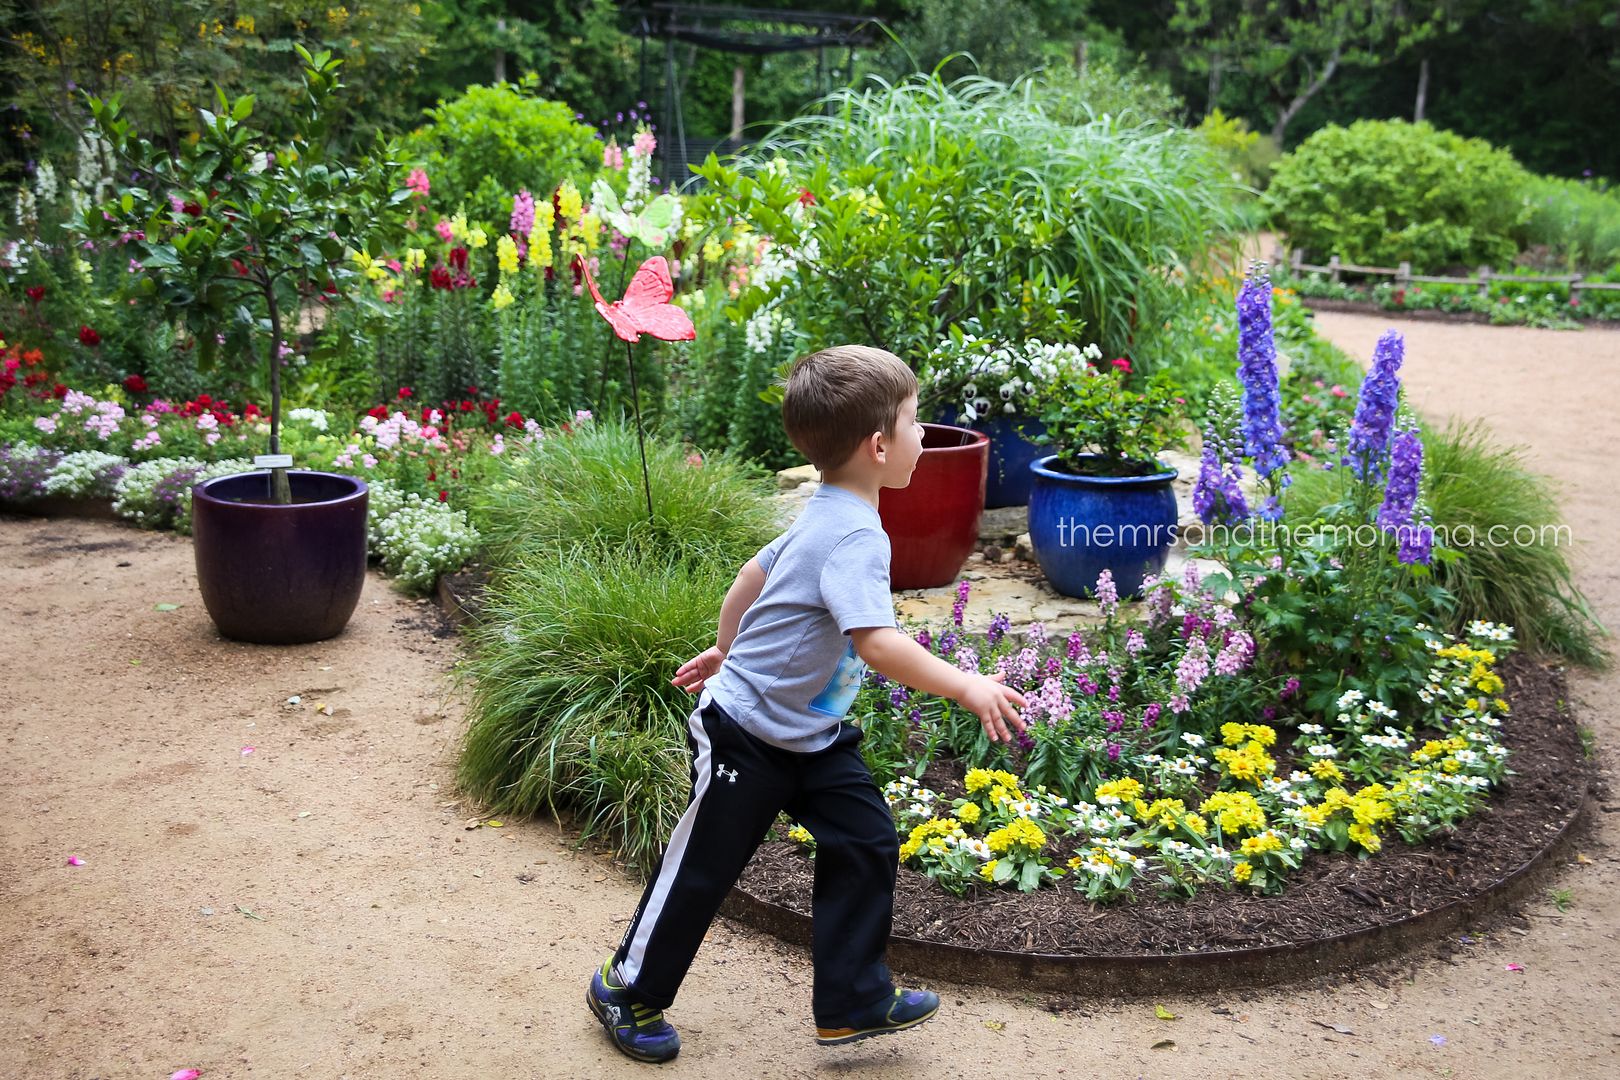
[76,47,405,643]
[1024,361,1188,599]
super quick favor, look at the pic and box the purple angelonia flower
[1346,331,1405,480]
[1236,269,1289,478]
[1106,742,1122,762]
[914,627,932,651]
[986,612,1010,646]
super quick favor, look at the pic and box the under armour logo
[716,763,738,783]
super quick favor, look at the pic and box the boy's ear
[864,428,887,463]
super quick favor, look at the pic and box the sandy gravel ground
[3,312,1619,1078]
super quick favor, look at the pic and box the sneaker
[587,960,681,1064]
[815,988,940,1046]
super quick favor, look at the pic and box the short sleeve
[754,533,789,576]
[819,528,896,633]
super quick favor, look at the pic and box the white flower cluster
[286,408,330,432]
[373,496,480,595]
[43,451,127,499]
[113,457,205,526]
[743,306,796,355]
[926,337,1102,422]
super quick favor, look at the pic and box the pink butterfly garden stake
[579,255,695,521]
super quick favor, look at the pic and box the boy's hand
[957,672,1026,744]
[671,646,726,694]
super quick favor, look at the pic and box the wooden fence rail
[1275,247,1620,297]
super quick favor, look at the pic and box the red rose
[438,490,448,503]
[122,374,149,394]
[197,394,212,406]
[78,325,102,347]
[25,285,45,302]
[367,404,389,419]
[243,403,262,419]
[397,386,413,400]
[52,382,68,398]
[504,410,524,427]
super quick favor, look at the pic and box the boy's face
[879,393,926,488]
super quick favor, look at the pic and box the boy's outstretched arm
[671,558,768,694]
[849,626,1026,744]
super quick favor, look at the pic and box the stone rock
[777,463,818,490]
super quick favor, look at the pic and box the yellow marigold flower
[787,825,813,844]
[899,839,920,861]
[1095,777,1144,803]
[1182,813,1208,837]
[980,859,999,882]
[1412,739,1447,764]
[1348,823,1382,852]
[1300,804,1331,828]
[1067,855,1083,870]
[986,818,1047,854]
[957,802,981,825]
[1201,790,1266,834]
[496,235,519,274]
[1232,861,1253,883]
[490,283,514,311]
[1220,722,1249,747]
[1322,787,1354,812]
[1246,724,1277,747]
[1140,798,1187,828]
[1310,759,1344,782]
[1494,698,1510,713]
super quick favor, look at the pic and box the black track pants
[611,693,899,1023]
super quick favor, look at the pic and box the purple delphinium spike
[1377,426,1423,532]
[1236,269,1289,479]
[1346,331,1405,480]
[1193,423,1252,524]
[1397,516,1435,566]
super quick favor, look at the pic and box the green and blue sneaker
[587,960,681,1064]
[815,988,940,1046]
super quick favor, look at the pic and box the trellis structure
[629,3,886,187]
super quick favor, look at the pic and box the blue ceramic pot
[1027,454,1178,599]
[979,414,1046,508]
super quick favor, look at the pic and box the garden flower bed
[726,626,1587,991]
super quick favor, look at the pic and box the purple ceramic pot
[191,470,369,644]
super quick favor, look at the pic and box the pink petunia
[66,856,85,866]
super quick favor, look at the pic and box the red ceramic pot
[878,423,988,590]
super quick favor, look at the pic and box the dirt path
[3,313,1619,1078]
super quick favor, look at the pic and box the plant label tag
[254,454,294,469]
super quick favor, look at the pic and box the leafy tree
[0,0,434,168]
[1169,1,1449,145]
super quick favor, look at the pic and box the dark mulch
[737,653,1589,956]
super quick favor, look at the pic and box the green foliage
[75,47,408,461]
[1518,174,1620,272]
[400,79,602,227]
[471,417,779,569]
[1028,366,1188,476]
[1267,120,1534,270]
[0,0,434,170]
[694,73,1246,367]
[1196,108,1281,190]
[457,545,728,874]
[1286,421,1608,667]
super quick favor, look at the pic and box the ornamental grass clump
[472,417,777,569]
[458,545,732,873]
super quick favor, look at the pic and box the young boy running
[588,345,1026,1063]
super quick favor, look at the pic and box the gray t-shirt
[708,484,897,752]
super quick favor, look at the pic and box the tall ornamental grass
[1517,174,1620,272]
[1287,420,1607,666]
[702,73,1248,365]
[471,418,780,568]
[459,545,732,873]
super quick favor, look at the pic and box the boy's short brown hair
[781,345,918,470]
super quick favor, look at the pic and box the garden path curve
[2,313,1618,1078]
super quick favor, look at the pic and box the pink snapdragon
[603,142,624,169]
[632,129,657,158]
[510,190,535,237]
[435,218,455,243]
[406,168,431,197]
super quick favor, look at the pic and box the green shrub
[1517,174,1620,272]
[694,73,1247,367]
[458,546,732,873]
[1286,421,1606,667]
[471,417,780,568]
[401,79,603,226]
[1267,120,1533,271]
